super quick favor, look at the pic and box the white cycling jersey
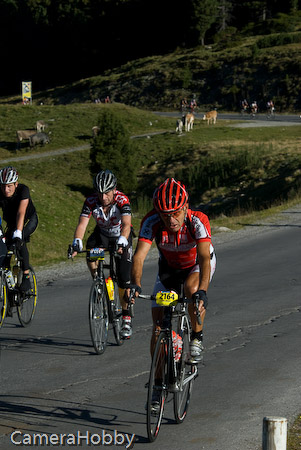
[80,190,131,237]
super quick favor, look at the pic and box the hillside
[2,32,301,113]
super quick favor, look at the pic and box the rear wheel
[89,280,109,354]
[0,275,7,328]
[173,315,196,423]
[112,281,123,346]
[146,332,169,442]
[17,265,38,327]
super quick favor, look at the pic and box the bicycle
[0,244,38,328]
[68,242,125,354]
[266,107,276,119]
[138,286,201,442]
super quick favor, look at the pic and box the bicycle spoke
[17,266,38,327]
[146,332,169,442]
[0,277,7,328]
[173,315,197,423]
[89,281,109,354]
[112,281,124,346]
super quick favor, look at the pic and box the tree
[90,109,138,194]
[217,0,233,31]
[186,0,219,46]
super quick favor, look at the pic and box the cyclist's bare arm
[197,241,211,294]
[117,214,132,254]
[121,214,132,239]
[126,239,152,300]
[16,198,29,232]
[72,215,90,257]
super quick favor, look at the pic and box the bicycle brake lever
[67,244,74,259]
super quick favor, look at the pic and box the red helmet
[153,178,188,213]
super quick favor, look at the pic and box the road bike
[266,107,276,119]
[138,287,200,442]
[0,244,38,328]
[68,243,125,354]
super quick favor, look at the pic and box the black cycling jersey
[0,184,36,229]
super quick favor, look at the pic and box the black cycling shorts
[86,227,132,289]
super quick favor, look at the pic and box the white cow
[185,113,194,132]
[36,120,46,132]
[92,126,100,137]
[176,119,183,134]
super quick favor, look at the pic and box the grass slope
[0,102,300,267]
[2,32,300,112]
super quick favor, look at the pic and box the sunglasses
[160,208,185,218]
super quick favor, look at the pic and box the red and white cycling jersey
[80,190,131,237]
[139,208,213,269]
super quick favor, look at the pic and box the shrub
[90,109,138,193]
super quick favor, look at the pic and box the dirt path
[0,144,90,164]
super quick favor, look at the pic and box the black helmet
[94,170,117,193]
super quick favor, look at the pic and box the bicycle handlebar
[138,293,203,325]
[67,244,122,259]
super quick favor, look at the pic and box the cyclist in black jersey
[72,170,134,338]
[0,166,38,293]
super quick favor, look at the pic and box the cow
[176,118,183,134]
[92,126,100,137]
[185,113,194,132]
[16,130,37,148]
[29,132,50,147]
[36,120,46,132]
[203,110,217,125]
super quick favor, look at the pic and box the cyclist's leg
[115,233,132,309]
[185,247,216,331]
[185,249,216,362]
[115,236,134,338]
[18,214,38,292]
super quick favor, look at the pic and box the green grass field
[0,102,300,268]
[1,103,300,450]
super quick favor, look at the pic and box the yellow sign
[22,81,32,105]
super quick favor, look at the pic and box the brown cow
[203,110,217,125]
[185,113,194,132]
[16,130,37,148]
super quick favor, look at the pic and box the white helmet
[0,166,18,184]
[94,170,117,193]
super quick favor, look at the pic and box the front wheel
[0,275,7,328]
[173,315,196,423]
[17,265,38,327]
[89,280,109,354]
[146,331,170,442]
[111,281,124,346]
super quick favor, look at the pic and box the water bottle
[105,277,114,301]
[5,269,15,290]
[172,330,183,362]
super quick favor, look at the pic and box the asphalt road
[0,207,300,450]
[155,111,301,127]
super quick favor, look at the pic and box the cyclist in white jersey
[71,170,134,338]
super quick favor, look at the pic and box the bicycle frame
[69,243,124,352]
[141,287,200,441]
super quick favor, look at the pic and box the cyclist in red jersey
[127,178,216,363]
[71,170,134,338]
